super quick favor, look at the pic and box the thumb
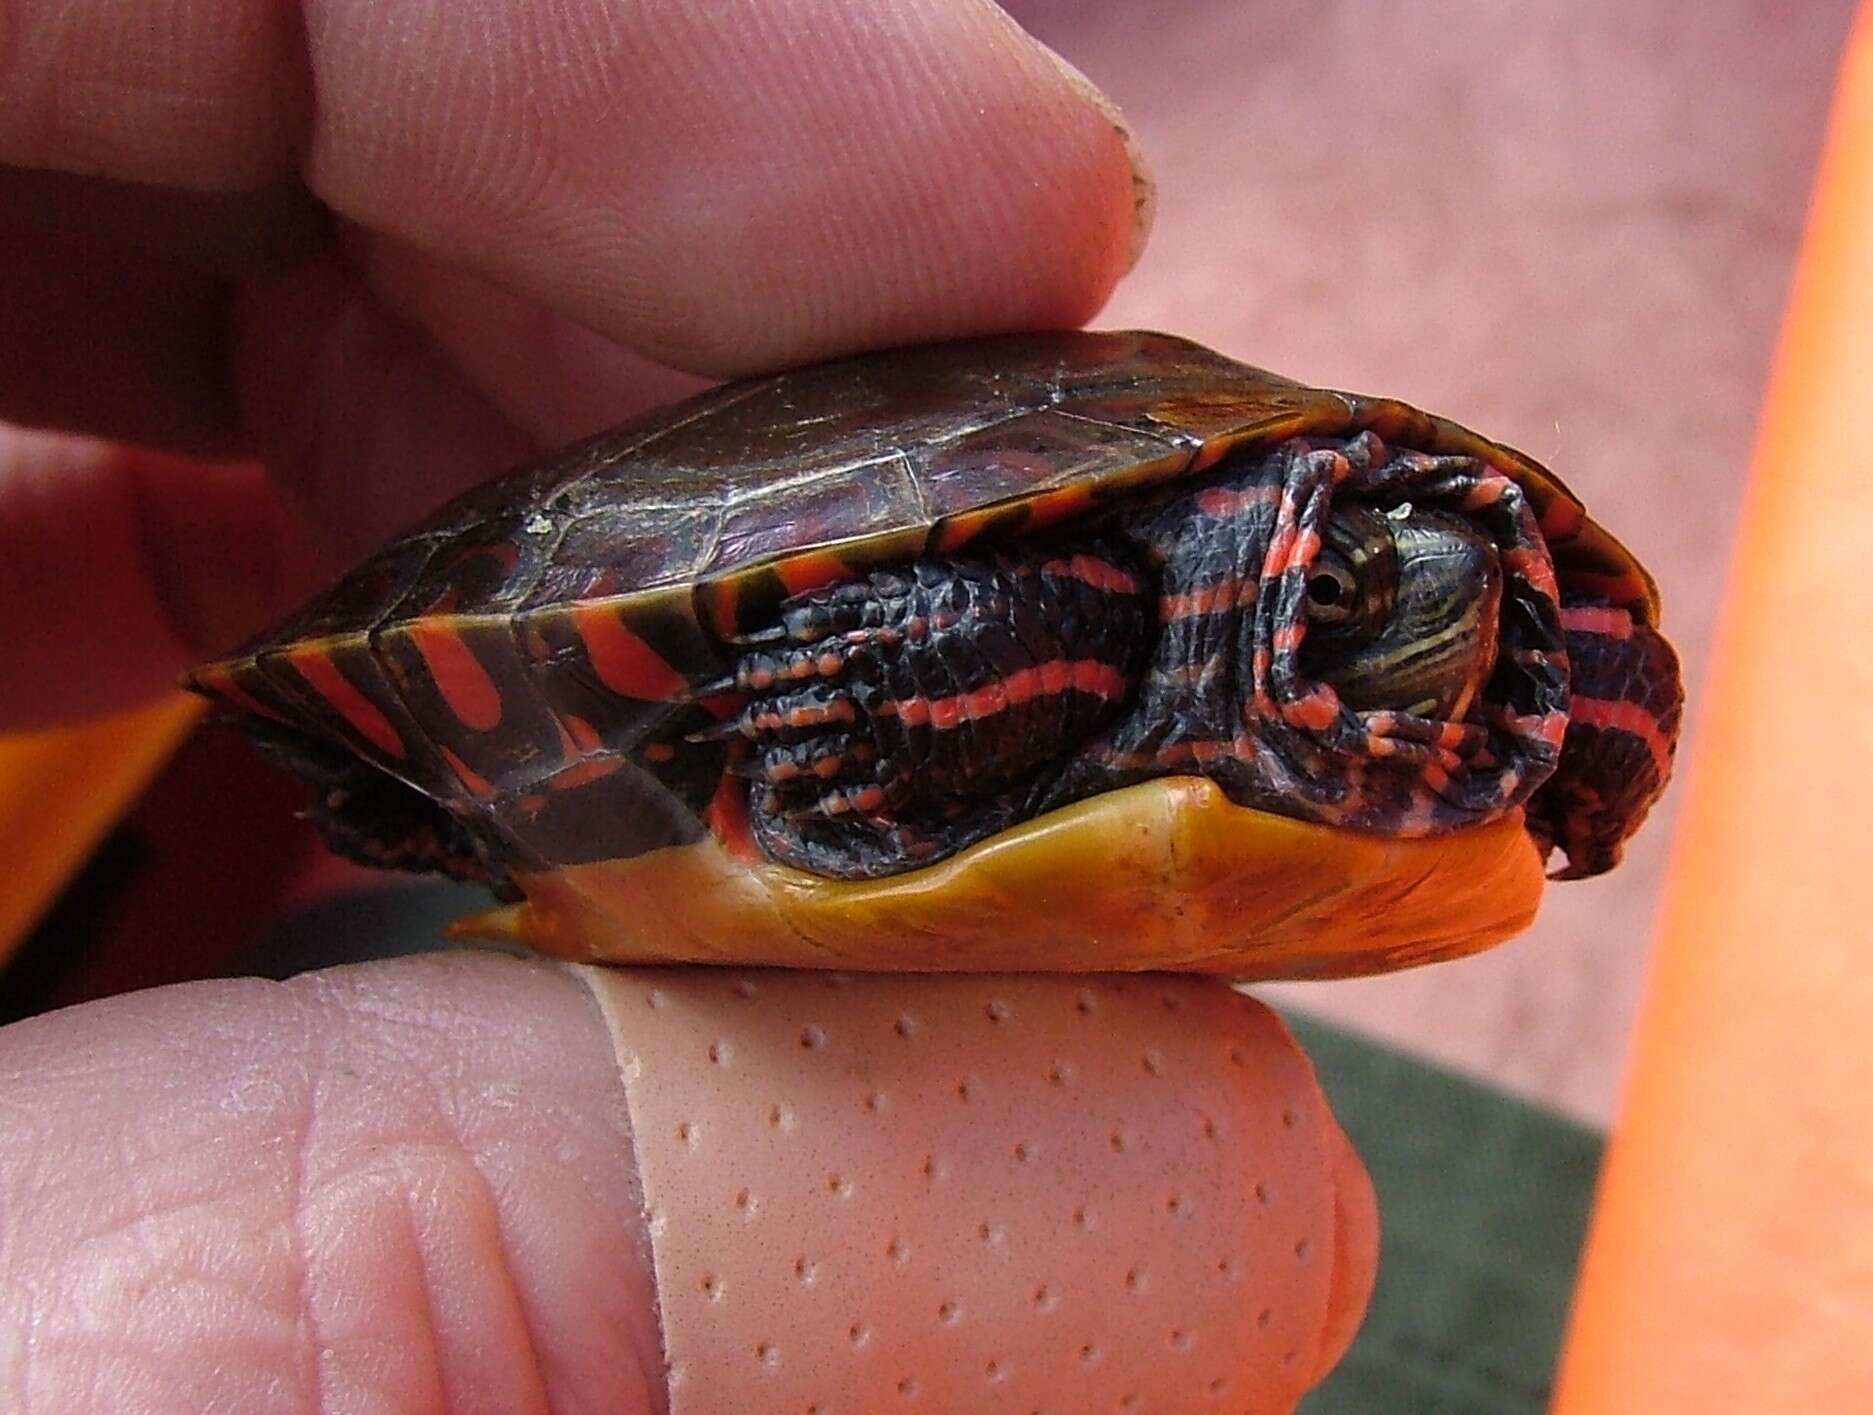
[0,954,1375,1412]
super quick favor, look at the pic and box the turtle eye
[1305,561,1360,625]
[1305,504,1398,644]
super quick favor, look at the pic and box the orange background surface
[1556,6,1873,1406]
[0,696,197,964]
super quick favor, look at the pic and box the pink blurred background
[1010,0,1855,1119]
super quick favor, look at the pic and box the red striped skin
[875,659,1129,728]
[721,548,1152,875]
[1044,432,1591,856]
[1560,604,1635,640]
[727,430,1624,879]
[1040,554,1144,595]
[1525,602,1683,876]
[1569,697,1675,782]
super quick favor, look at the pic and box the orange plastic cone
[0,696,199,967]
[1556,8,1873,1407]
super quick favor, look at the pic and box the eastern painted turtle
[188,331,1683,975]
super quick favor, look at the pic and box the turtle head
[1281,459,1685,881]
[1301,502,1504,723]
[1249,445,1683,881]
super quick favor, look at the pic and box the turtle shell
[189,330,1667,976]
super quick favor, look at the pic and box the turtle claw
[692,682,862,753]
[685,717,750,744]
[783,781,898,824]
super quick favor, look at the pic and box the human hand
[0,3,1377,1409]
[0,0,1142,729]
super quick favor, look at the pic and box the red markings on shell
[438,745,495,797]
[775,551,854,596]
[406,621,503,731]
[569,604,690,701]
[194,666,292,726]
[285,646,405,759]
[545,756,625,791]
[560,713,603,753]
[1021,482,1097,531]
[1537,494,1586,541]
[705,760,758,859]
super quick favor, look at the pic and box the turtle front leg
[711,548,1153,878]
[1526,600,1685,878]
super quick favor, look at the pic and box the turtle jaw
[453,777,1546,979]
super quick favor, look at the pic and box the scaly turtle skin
[188,331,1683,977]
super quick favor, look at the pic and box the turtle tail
[1525,600,1685,879]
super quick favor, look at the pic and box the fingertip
[578,969,1364,1411]
[1313,1107,1380,1384]
[1022,38,1157,276]
[299,0,1145,376]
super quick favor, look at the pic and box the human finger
[1,1,1148,722]
[2,0,1144,444]
[0,426,324,726]
[0,955,1373,1411]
